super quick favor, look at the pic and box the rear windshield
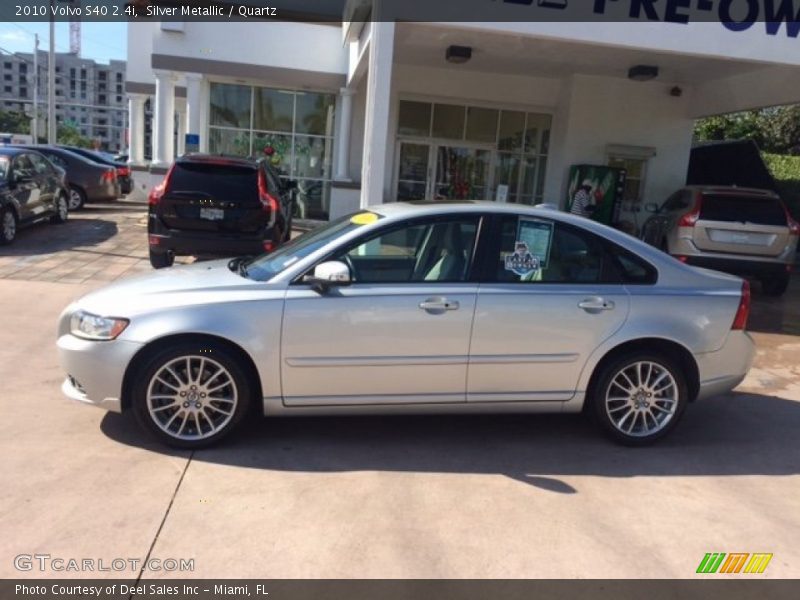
[700,194,787,226]
[169,162,258,202]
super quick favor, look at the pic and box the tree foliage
[695,105,800,155]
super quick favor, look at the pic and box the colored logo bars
[697,553,773,574]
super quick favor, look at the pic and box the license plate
[199,208,224,221]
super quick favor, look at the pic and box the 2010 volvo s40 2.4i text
[57,202,755,448]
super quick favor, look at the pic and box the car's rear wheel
[68,186,86,211]
[149,248,175,269]
[50,193,69,224]
[132,343,253,449]
[591,353,687,446]
[0,207,17,245]
[761,275,789,297]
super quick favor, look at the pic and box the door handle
[578,297,615,312]
[419,297,460,312]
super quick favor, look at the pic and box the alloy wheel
[68,189,83,210]
[2,211,15,241]
[146,355,238,441]
[604,361,678,438]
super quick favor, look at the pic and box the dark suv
[147,155,295,269]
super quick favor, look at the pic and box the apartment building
[0,51,132,153]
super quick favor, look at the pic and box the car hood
[73,259,285,316]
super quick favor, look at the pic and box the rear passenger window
[605,243,658,285]
[492,216,604,284]
[700,194,787,226]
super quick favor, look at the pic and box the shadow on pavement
[101,390,800,493]
[0,218,118,256]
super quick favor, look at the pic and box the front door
[281,214,483,405]
[395,141,492,201]
[467,214,630,402]
[9,154,43,222]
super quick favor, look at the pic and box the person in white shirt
[570,179,596,217]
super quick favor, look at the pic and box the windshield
[242,212,382,281]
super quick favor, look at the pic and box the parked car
[58,202,755,449]
[13,145,120,210]
[57,145,133,195]
[0,147,69,244]
[641,186,799,296]
[147,154,295,269]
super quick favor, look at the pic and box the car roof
[0,146,28,157]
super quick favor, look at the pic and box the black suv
[147,155,295,269]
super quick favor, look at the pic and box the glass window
[253,88,293,133]
[0,157,9,179]
[334,217,479,283]
[498,110,526,152]
[398,101,431,137]
[295,92,335,136]
[492,216,604,284]
[465,107,498,144]
[608,156,646,205]
[210,83,251,129]
[29,153,51,174]
[13,154,35,178]
[293,136,331,180]
[209,128,251,157]
[432,104,465,139]
[252,132,292,173]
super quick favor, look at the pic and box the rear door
[693,193,790,257]
[9,154,42,221]
[158,161,264,233]
[467,214,630,402]
[28,153,57,207]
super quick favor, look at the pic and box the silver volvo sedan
[57,202,755,448]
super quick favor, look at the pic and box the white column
[335,87,355,181]
[359,21,395,208]
[185,72,203,142]
[152,70,177,167]
[127,93,147,165]
[176,99,187,157]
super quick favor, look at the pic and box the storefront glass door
[433,145,491,200]
[396,142,430,201]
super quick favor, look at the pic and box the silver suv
[642,186,798,296]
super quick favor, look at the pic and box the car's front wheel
[132,343,253,449]
[50,192,69,224]
[591,353,688,445]
[0,207,17,245]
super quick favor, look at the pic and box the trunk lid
[692,193,791,257]
[158,161,265,233]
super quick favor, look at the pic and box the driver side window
[334,217,479,283]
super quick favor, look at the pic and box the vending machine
[565,164,627,226]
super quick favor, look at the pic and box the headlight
[69,310,129,341]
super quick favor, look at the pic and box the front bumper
[695,330,756,401]
[57,333,144,413]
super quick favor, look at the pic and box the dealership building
[125,2,800,223]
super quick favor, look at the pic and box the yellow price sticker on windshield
[350,212,379,225]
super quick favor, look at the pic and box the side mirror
[644,202,659,213]
[303,260,351,293]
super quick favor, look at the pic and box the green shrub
[763,153,800,219]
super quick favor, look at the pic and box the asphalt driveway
[0,213,798,579]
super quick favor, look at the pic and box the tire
[590,352,688,446]
[67,186,86,211]
[149,248,175,269]
[0,207,17,245]
[49,193,69,224]
[131,342,254,449]
[761,275,789,297]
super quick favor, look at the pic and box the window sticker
[505,241,540,277]
[350,212,379,225]
[517,218,553,269]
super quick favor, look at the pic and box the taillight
[731,280,751,331]
[101,168,117,182]
[258,169,279,222]
[678,193,702,227]
[148,164,175,206]
[116,166,130,178]
[784,206,799,236]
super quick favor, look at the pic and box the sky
[0,22,127,63]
